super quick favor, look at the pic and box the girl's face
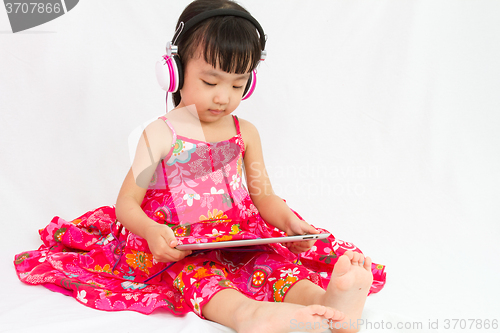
[177,53,251,124]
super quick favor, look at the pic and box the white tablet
[175,233,330,250]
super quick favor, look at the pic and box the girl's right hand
[144,224,192,262]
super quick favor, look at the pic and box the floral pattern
[15,252,30,265]
[172,224,191,237]
[190,292,204,315]
[167,139,197,165]
[125,250,153,274]
[251,269,267,288]
[13,115,386,319]
[199,209,231,223]
[77,290,88,304]
[273,275,298,302]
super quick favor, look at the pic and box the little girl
[14,0,386,332]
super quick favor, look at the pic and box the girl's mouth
[209,109,224,115]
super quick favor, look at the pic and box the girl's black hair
[172,0,263,106]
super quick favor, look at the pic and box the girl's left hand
[283,217,320,254]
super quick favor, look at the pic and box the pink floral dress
[14,115,386,318]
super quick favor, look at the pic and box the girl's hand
[283,217,320,254]
[144,224,192,262]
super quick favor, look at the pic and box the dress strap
[158,115,177,151]
[232,115,245,158]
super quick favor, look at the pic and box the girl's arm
[240,119,319,253]
[115,119,192,262]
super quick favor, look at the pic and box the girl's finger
[306,224,320,234]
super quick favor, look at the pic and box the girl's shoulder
[144,117,175,160]
[236,117,259,138]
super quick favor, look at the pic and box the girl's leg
[203,288,344,333]
[283,251,373,333]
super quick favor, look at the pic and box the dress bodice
[141,115,253,228]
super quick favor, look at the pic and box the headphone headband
[169,8,266,59]
[156,8,266,100]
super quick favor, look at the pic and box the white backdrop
[1,1,499,332]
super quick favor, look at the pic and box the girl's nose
[213,88,229,105]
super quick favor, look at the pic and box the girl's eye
[203,80,216,86]
[233,85,244,89]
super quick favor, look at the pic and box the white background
[1,1,499,332]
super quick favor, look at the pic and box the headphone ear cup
[242,70,257,100]
[155,55,183,93]
[173,55,184,91]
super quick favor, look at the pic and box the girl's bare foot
[321,251,374,332]
[237,302,344,333]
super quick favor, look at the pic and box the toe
[363,256,372,271]
[351,252,362,265]
[322,306,334,318]
[312,305,344,320]
[332,254,351,277]
[332,308,345,321]
[309,304,327,316]
[343,250,354,260]
[357,253,365,266]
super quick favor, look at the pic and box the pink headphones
[155,8,266,100]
